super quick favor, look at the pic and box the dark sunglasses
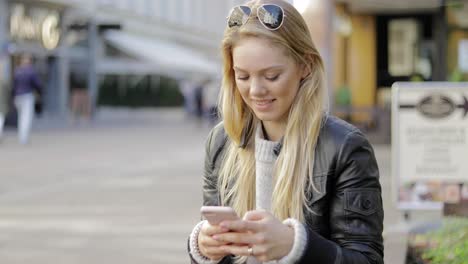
[227,4,286,31]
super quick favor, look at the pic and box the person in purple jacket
[13,54,42,144]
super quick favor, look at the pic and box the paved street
[0,108,439,264]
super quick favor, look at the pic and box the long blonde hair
[218,0,326,224]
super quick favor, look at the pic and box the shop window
[381,15,435,84]
[388,19,420,77]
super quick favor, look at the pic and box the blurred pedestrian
[335,84,351,122]
[0,66,7,142]
[188,1,383,263]
[70,72,90,122]
[180,79,194,116]
[203,77,221,125]
[194,82,205,119]
[13,54,42,144]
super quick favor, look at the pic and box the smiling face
[232,36,306,127]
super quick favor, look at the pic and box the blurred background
[0,0,467,263]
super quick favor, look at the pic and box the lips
[253,99,275,105]
[252,99,276,110]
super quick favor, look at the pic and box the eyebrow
[233,65,284,72]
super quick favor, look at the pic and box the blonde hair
[218,0,326,226]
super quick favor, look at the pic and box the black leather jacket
[190,115,384,264]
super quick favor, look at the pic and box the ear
[301,63,310,79]
[299,54,312,79]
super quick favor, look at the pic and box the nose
[250,77,267,97]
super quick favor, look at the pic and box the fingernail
[212,235,219,240]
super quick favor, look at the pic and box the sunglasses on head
[227,4,286,31]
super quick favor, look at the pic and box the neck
[261,120,286,142]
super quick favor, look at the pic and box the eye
[236,75,249,81]
[265,75,279,81]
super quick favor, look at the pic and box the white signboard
[392,82,468,210]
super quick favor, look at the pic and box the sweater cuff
[189,220,220,264]
[277,218,307,264]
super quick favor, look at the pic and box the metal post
[57,8,70,117]
[88,21,98,117]
[58,49,69,117]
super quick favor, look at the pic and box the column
[88,20,98,116]
[57,8,70,117]
[0,0,7,45]
[0,0,11,87]
[297,0,335,111]
[57,49,69,117]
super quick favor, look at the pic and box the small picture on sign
[412,182,431,201]
[399,180,444,203]
[443,184,461,204]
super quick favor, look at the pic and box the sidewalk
[0,107,443,264]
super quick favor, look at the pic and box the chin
[254,112,278,122]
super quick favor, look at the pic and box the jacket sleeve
[202,123,230,206]
[298,130,384,264]
[189,125,233,264]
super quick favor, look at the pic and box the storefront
[331,1,453,143]
[0,0,70,121]
[96,28,219,108]
[334,1,467,112]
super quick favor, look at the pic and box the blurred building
[334,0,460,112]
[1,0,466,118]
[0,0,246,117]
[340,0,467,117]
[0,0,78,118]
[299,0,468,128]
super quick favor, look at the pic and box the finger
[221,244,257,257]
[199,236,229,259]
[219,219,262,233]
[243,210,269,221]
[202,245,228,259]
[213,231,256,245]
[202,223,230,236]
[200,234,229,247]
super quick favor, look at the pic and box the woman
[12,54,42,144]
[188,0,383,263]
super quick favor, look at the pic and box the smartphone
[200,206,240,225]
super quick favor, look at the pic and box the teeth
[255,100,273,105]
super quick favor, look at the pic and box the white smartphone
[200,206,240,225]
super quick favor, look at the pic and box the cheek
[276,80,300,102]
[236,84,250,102]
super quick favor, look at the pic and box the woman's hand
[213,210,294,262]
[198,221,231,261]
